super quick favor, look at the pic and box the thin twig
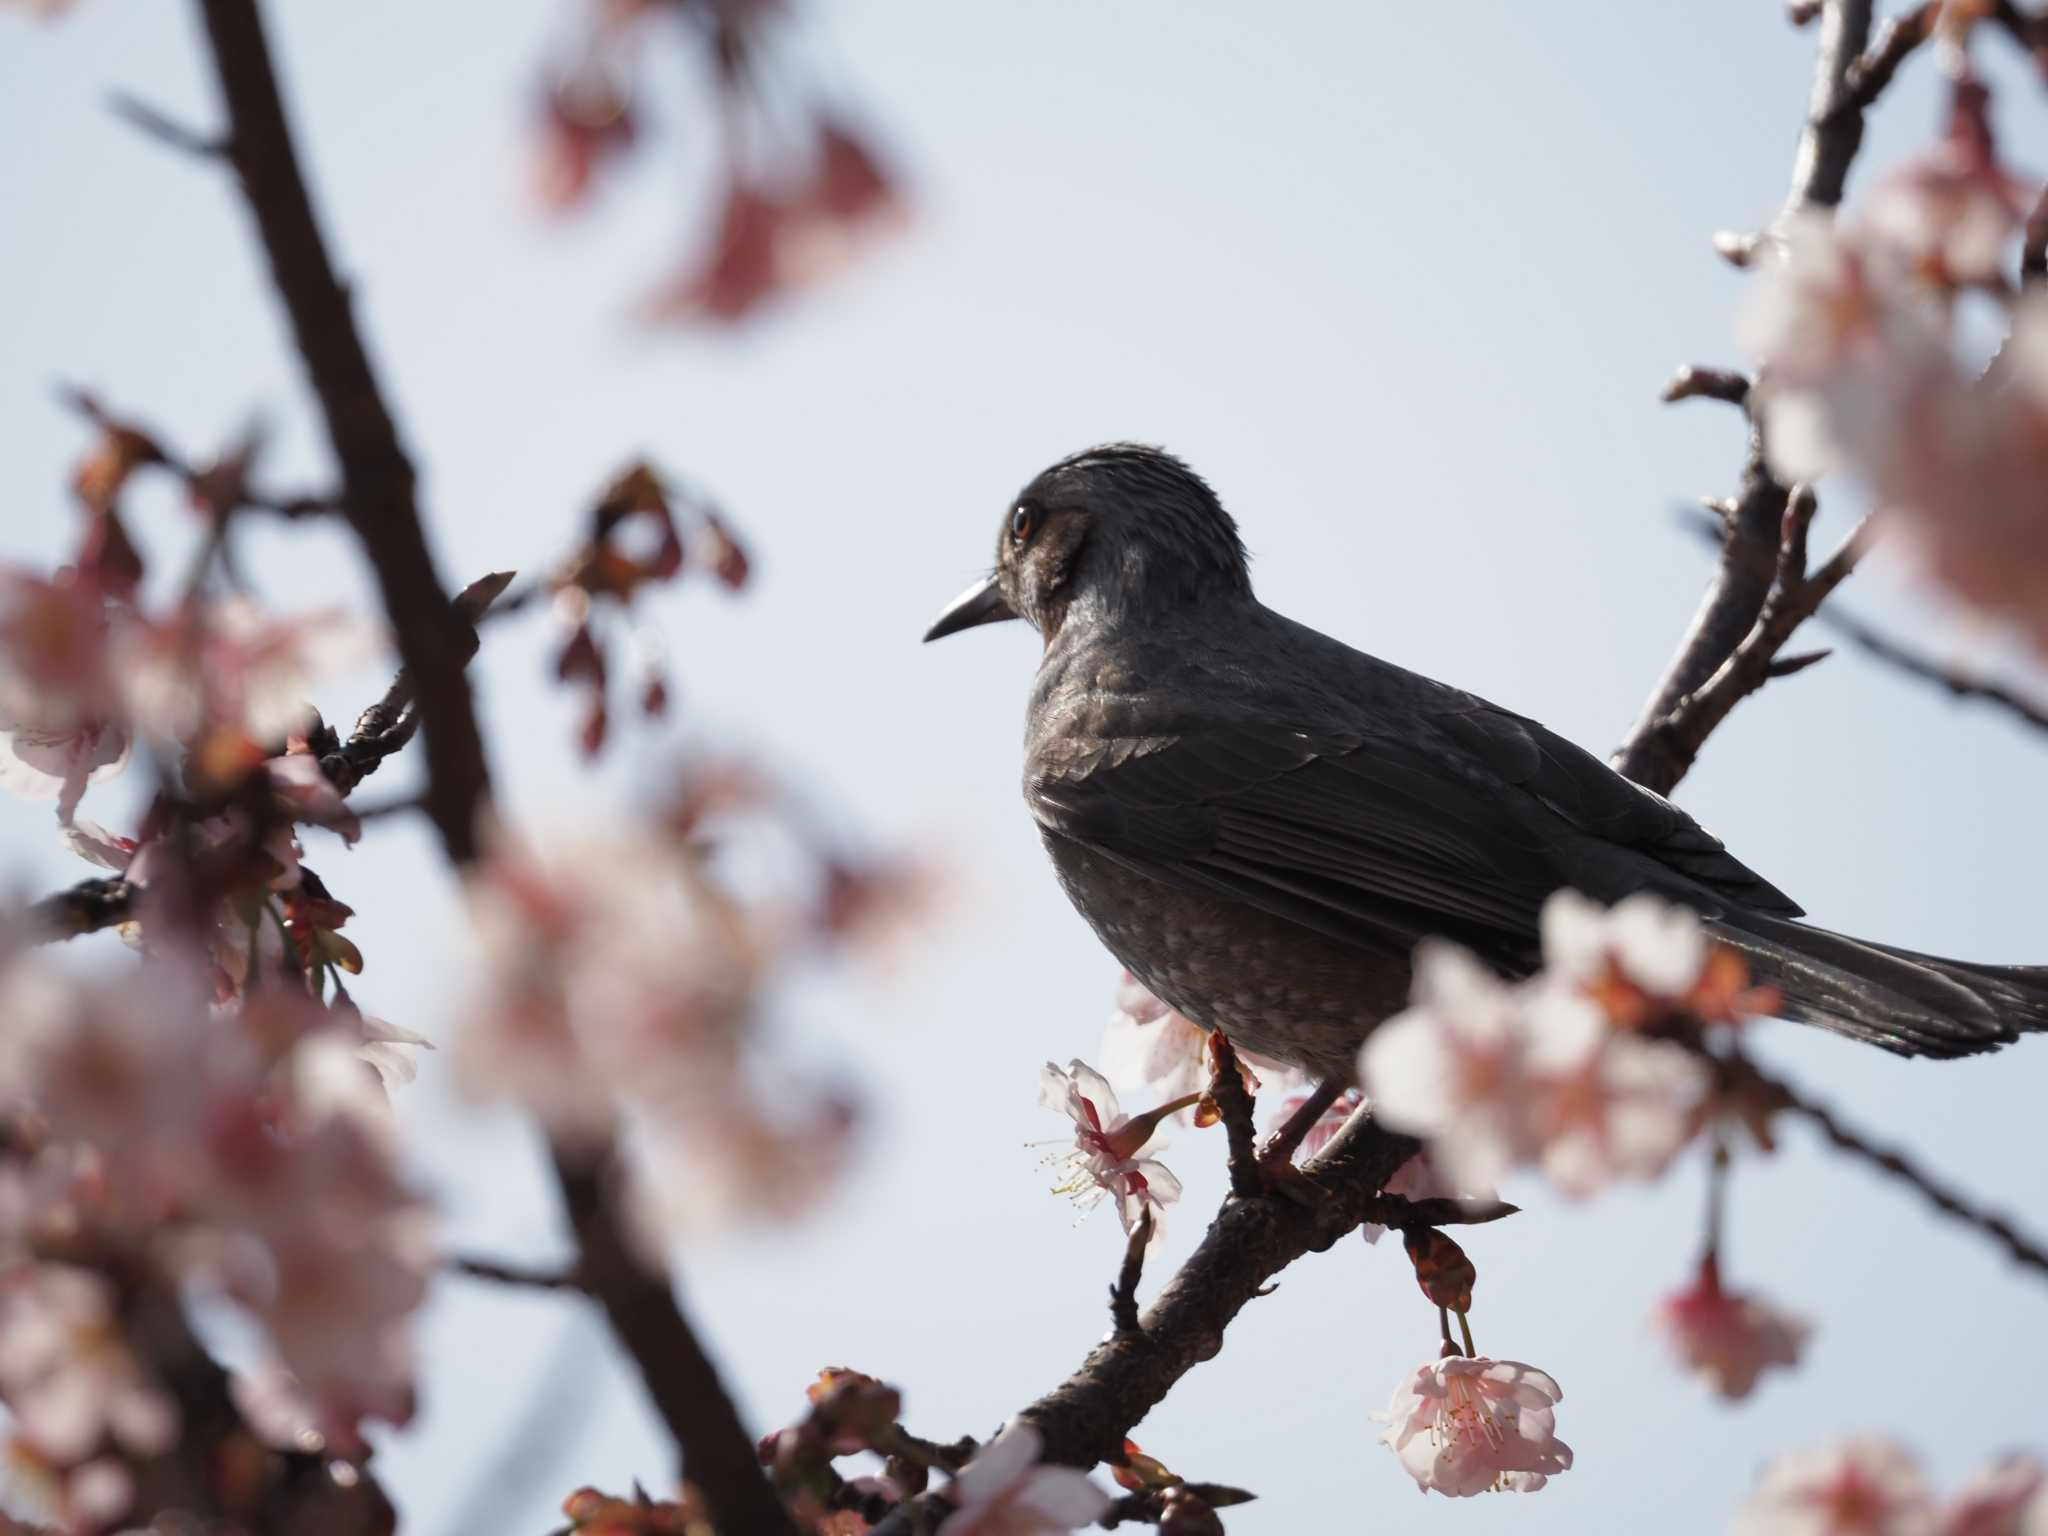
[1205,1034,1262,1198]
[1840,1,1939,111]
[1260,1078,1346,1165]
[1109,1211,1154,1335]
[1661,365,1752,407]
[2023,183,2048,286]
[107,89,229,159]
[1616,0,1876,795]
[1740,1058,2048,1276]
[449,1254,586,1292]
[196,0,493,865]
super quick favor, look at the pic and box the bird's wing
[1029,705,1799,969]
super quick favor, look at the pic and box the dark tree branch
[1840,2,1939,111]
[194,0,492,865]
[1615,0,1876,795]
[1018,1109,1418,1472]
[1661,365,1752,407]
[449,1254,586,1292]
[2023,182,2048,286]
[27,875,138,941]
[1109,1212,1153,1335]
[548,1140,801,1536]
[1206,1034,1262,1198]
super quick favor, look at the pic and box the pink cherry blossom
[1378,1354,1573,1497]
[120,599,379,748]
[1863,79,2034,291]
[935,1422,1111,1536]
[1522,988,1709,1196]
[1036,1059,1188,1240]
[1359,1146,1486,1245]
[1357,943,1543,1188]
[0,1263,178,1463]
[1939,1455,2048,1536]
[0,571,132,822]
[1653,1256,1810,1400]
[1099,971,1300,1106]
[1735,1436,1937,1536]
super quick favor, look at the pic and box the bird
[923,442,2048,1093]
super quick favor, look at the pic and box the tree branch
[1205,1034,1262,1198]
[1615,0,1876,795]
[547,1140,801,1536]
[194,0,492,865]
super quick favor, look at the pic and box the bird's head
[922,444,1252,645]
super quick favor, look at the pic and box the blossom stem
[1457,1308,1477,1358]
[1704,1129,1731,1266]
[1439,1305,1457,1353]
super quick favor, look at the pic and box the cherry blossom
[1036,1060,1192,1240]
[1099,971,1299,1108]
[1735,1437,1937,1536]
[1939,1456,2048,1536]
[935,1422,1111,1536]
[1653,1256,1810,1400]
[0,1263,178,1462]
[1359,1146,1478,1245]
[0,570,132,822]
[1360,893,1719,1197]
[1357,943,1543,1188]
[1864,81,2034,291]
[1378,1354,1573,1497]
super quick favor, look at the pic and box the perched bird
[924,443,2048,1088]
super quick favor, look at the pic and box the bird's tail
[1707,910,2048,1058]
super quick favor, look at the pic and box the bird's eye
[1010,503,1039,543]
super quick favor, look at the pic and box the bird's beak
[922,573,1019,642]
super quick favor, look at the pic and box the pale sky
[3,3,2046,1532]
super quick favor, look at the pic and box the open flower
[1357,943,1542,1188]
[1653,1256,1810,1400]
[1036,1060,1191,1240]
[1100,972,1300,1108]
[936,1423,1111,1536]
[1379,1355,1572,1497]
[1735,1437,1935,1535]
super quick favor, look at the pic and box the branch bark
[195,0,491,865]
[549,1141,802,1536]
[1613,0,1876,796]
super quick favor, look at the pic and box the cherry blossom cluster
[534,0,904,323]
[1736,1438,2046,1536]
[456,764,909,1243]
[1740,59,2048,649]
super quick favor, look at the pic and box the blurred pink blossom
[1378,1355,1572,1497]
[1653,1256,1810,1400]
[1865,80,2034,289]
[0,1264,178,1463]
[1099,971,1299,1107]
[936,1422,1111,1536]
[1735,1437,1936,1535]
[1359,893,1714,1197]
[1939,1455,2048,1536]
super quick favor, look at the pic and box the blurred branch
[1661,365,1752,407]
[26,875,138,941]
[1731,1055,2048,1277]
[107,89,229,160]
[195,0,493,865]
[1615,0,1875,795]
[548,1140,801,1536]
[1840,2,1939,112]
[449,1253,586,1292]
[2023,183,2048,285]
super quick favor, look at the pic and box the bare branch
[26,875,138,941]
[1736,1057,2048,1276]
[1615,0,1877,795]
[448,1254,585,1292]
[1812,607,2048,732]
[1206,1034,1262,1198]
[2024,182,2048,286]
[548,1140,801,1536]
[1661,365,1753,407]
[107,89,229,159]
[1109,1211,1154,1335]
[195,0,493,865]
[1840,2,1939,111]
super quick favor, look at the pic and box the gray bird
[925,443,2048,1089]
